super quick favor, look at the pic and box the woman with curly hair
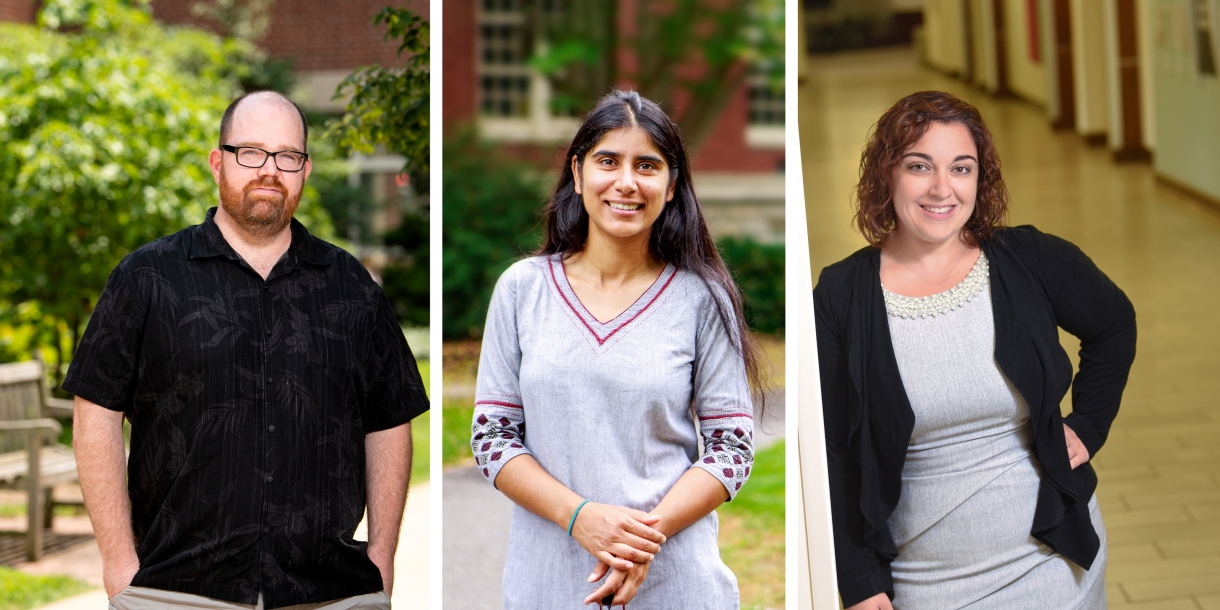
[814,91,1136,609]
[472,90,762,609]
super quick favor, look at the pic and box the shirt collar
[189,207,336,268]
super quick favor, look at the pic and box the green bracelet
[567,499,590,536]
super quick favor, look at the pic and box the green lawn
[0,567,88,610]
[717,439,785,610]
[411,360,431,483]
[441,401,475,467]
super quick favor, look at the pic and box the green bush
[717,237,785,335]
[383,215,429,328]
[441,130,548,339]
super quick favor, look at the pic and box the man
[65,91,428,609]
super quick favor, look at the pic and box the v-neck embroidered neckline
[547,254,678,346]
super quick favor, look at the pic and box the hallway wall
[1148,0,1220,201]
[1005,0,1048,103]
[1071,0,1109,137]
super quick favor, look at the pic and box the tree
[530,0,784,153]
[0,0,333,387]
[325,7,431,328]
[326,7,430,191]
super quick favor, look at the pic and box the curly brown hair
[853,91,1009,246]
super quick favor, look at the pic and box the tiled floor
[799,48,1220,608]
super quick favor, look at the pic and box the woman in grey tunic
[814,92,1136,609]
[472,91,761,609]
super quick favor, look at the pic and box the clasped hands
[569,502,667,607]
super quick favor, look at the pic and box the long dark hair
[539,90,765,405]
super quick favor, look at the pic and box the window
[476,0,580,141]
[746,70,784,148]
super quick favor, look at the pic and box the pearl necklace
[883,253,990,319]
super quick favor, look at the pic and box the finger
[588,561,610,582]
[621,507,661,525]
[618,531,662,555]
[583,569,625,604]
[595,551,633,571]
[608,542,654,564]
[612,576,640,606]
[620,517,666,544]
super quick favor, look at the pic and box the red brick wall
[441,0,783,174]
[150,0,429,70]
[0,0,37,23]
[442,0,476,129]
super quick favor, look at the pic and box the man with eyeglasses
[65,91,428,610]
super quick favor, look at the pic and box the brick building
[443,0,786,244]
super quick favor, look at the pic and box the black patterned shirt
[64,208,429,608]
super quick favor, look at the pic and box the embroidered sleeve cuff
[471,398,531,485]
[693,413,754,500]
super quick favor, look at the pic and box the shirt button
[263,285,269,291]
[264,329,271,337]
[268,425,276,432]
[267,376,272,383]
[265,475,273,483]
[263,526,270,534]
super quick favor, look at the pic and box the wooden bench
[0,360,79,561]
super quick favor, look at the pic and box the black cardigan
[813,226,1137,606]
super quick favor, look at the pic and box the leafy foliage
[382,214,429,327]
[324,7,430,329]
[717,237,785,335]
[530,0,784,152]
[0,0,333,386]
[441,130,548,339]
[326,7,430,190]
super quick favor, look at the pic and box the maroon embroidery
[703,456,715,464]
[490,451,503,461]
[548,257,677,346]
[733,427,745,438]
[697,412,753,421]
[483,468,489,477]
[476,400,523,410]
[476,414,488,425]
[735,482,741,490]
[498,417,510,426]
[745,466,751,476]
[722,468,734,478]
[481,442,491,452]
[733,455,742,464]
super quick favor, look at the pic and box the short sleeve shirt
[63,208,429,609]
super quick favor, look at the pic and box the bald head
[219,91,309,150]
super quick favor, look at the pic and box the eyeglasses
[220,145,309,172]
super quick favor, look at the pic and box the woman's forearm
[650,467,730,538]
[494,454,584,528]
[495,454,665,569]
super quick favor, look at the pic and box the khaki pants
[108,587,391,610]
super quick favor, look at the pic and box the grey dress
[884,253,1107,610]
[472,255,754,609]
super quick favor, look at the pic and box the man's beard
[218,168,300,239]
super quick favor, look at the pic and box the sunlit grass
[0,567,89,610]
[718,439,785,610]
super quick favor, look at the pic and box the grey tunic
[473,255,753,609]
[885,253,1107,610]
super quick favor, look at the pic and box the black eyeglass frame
[220,144,310,172]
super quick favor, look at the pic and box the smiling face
[209,93,311,238]
[889,121,979,248]
[573,127,676,248]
